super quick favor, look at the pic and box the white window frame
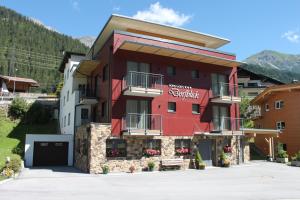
[276,121,285,130]
[265,103,269,112]
[275,100,284,110]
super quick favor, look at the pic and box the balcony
[122,113,162,136]
[76,90,98,105]
[210,83,241,104]
[211,117,244,135]
[122,71,163,97]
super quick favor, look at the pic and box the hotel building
[57,15,250,173]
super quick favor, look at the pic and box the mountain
[0,6,89,92]
[243,50,300,83]
[77,36,96,47]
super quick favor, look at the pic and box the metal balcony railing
[212,117,244,134]
[122,71,163,91]
[122,113,162,135]
[212,82,240,98]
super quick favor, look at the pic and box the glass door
[127,61,150,88]
[126,100,150,130]
[212,105,229,131]
[211,73,228,96]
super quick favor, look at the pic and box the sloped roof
[0,75,39,87]
[251,82,300,104]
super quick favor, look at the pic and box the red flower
[176,148,190,155]
[144,149,160,156]
[223,146,232,153]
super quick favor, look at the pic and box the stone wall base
[74,123,250,173]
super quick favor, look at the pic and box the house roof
[88,14,231,59]
[251,82,300,104]
[238,67,285,85]
[0,75,39,87]
[58,51,86,73]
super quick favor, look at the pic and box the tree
[240,96,254,128]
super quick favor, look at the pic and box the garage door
[197,139,213,166]
[33,142,68,166]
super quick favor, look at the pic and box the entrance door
[33,142,68,166]
[212,105,229,131]
[198,139,213,166]
[126,100,150,130]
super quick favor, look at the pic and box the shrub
[6,157,22,173]
[102,165,109,174]
[9,97,29,119]
[12,147,24,156]
[292,151,300,161]
[1,168,14,177]
[277,143,288,158]
[195,150,205,169]
[147,161,155,171]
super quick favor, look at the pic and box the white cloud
[132,2,191,27]
[29,17,58,32]
[71,0,80,11]
[282,30,300,43]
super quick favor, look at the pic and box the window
[276,121,285,130]
[265,104,269,112]
[275,100,284,109]
[191,70,200,79]
[64,116,66,127]
[67,90,69,102]
[167,66,176,76]
[192,104,200,114]
[247,82,258,87]
[102,65,108,81]
[175,139,191,155]
[81,108,89,119]
[106,139,127,158]
[143,139,161,156]
[168,102,176,113]
[67,113,71,126]
[101,101,107,117]
[67,68,69,80]
[282,144,287,151]
[63,96,66,106]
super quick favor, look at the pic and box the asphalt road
[1,161,300,200]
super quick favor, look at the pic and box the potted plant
[129,165,135,173]
[223,145,232,153]
[291,151,300,167]
[147,161,155,171]
[102,165,109,174]
[276,144,289,163]
[195,150,205,170]
[220,151,230,167]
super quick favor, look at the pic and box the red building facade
[73,15,248,173]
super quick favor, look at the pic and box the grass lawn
[0,116,58,171]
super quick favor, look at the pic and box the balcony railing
[211,82,241,103]
[122,71,163,97]
[212,117,244,135]
[122,113,162,135]
[75,90,98,105]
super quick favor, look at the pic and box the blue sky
[1,0,299,60]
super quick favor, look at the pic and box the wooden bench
[161,158,184,170]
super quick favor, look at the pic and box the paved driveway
[1,161,300,200]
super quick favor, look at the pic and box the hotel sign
[168,84,199,99]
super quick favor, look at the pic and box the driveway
[1,161,300,200]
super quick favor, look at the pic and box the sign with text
[168,84,199,99]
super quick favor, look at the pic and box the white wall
[24,134,73,167]
[59,55,85,135]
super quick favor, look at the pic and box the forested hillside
[0,6,89,92]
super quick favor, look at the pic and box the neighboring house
[0,75,39,94]
[237,68,284,99]
[250,83,300,158]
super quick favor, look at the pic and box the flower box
[175,148,190,156]
[276,157,288,163]
[144,149,160,157]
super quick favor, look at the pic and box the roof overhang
[242,128,280,137]
[73,60,100,77]
[251,83,300,104]
[118,40,244,68]
[88,14,230,58]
